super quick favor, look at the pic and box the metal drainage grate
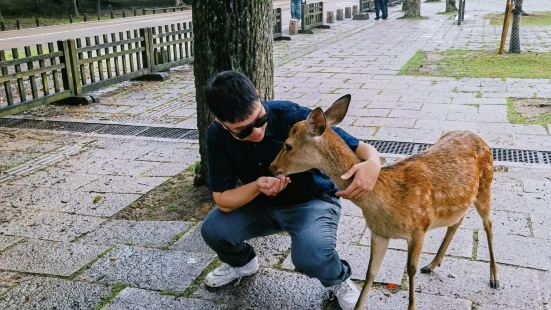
[1,117,551,166]
[0,117,198,140]
[542,152,551,165]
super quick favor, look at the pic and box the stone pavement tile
[521,175,551,194]
[337,215,366,244]
[79,220,191,247]
[416,255,544,309]
[540,271,551,307]
[461,209,531,237]
[0,211,105,242]
[354,289,472,310]
[79,175,168,194]
[0,235,22,251]
[248,233,291,268]
[341,199,363,217]
[0,277,111,310]
[103,287,230,310]
[8,168,100,191]
[492,171,524,192]
[136,147,198,163]
[0,239,109,276]
[171,222,213,255]
[281,244,406,285]
[361,228,473,259]
[83,159,162,177]
[375,128,443,143]
[79,246,214,291]
[531,213,551,240]
[489,189,551,215]
[192,268,328,310]
[339,125,378,139]
[355,117,416,128]
[141,161,195,177]
[477,233,551,271]
[32,191,141,217]
[2,186,74,209]
[0,271,30,295]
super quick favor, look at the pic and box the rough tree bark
[192,0,275,186]
[404,0,421,17]
[509,0,524,53]
[72,0,79,16]
[446,0,457,12]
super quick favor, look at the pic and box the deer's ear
[325,94,351,126]
[306,107,326,136]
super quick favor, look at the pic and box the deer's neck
[319,130,362,191]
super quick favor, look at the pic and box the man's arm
[335,141,381,200]
[213,176,291,213]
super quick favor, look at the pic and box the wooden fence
[0,22,193,114]
[1,6,299,114]
[300,2,330,34]
[360,0,374,12]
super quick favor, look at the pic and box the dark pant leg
[271,196,351,287]
[374,0,382,18]
[201,204,281,267]
[382,0,388,18]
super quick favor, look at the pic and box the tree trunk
[96,0,101,14]
[509,0,523,53]
[404,0,421,17]
[72,0,79,16]
[445,0,457,12]
[192,0,275,186]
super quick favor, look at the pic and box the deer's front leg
[406,232,425,310]
[354,232,389,310]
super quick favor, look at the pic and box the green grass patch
[507,97,551,130]
[92,195,103,204]
[485,11,551,26]
[437,10,457,15]
[182,258,221,297]
[398,15,429,20]
[1,47,50,60]
[399,50,427,75]
[90,283,127,310]
[400,50,551,79]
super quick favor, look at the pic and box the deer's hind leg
[406,231,425,310]
[420,218,463,274]
[474,167,499,289]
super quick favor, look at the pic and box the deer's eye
[285,143,292,151]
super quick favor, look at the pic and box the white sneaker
[330,278,360,310]
[204,256,259,287]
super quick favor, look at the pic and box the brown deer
[269,95,498,310]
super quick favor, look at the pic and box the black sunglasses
[224,112,269,139]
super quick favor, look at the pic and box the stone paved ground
[1,0,551,309]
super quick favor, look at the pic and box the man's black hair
[205,70,260,123]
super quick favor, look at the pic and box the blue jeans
[375,0,388,18]
[201,196,352,287]
[291,0,302,20]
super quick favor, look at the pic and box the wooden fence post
[57,40,75,95]
[140,28,154,73]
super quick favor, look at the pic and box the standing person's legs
[291,0,302,20]
[201,203,281,267]
[382,0,389,18]
[271,196,351,287]
[374,0,382,19]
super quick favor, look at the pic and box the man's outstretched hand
[257,176,291,196]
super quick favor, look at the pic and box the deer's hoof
[490,280,500,289]
[420,266,432,274]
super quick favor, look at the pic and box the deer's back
[361,131,493,237]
